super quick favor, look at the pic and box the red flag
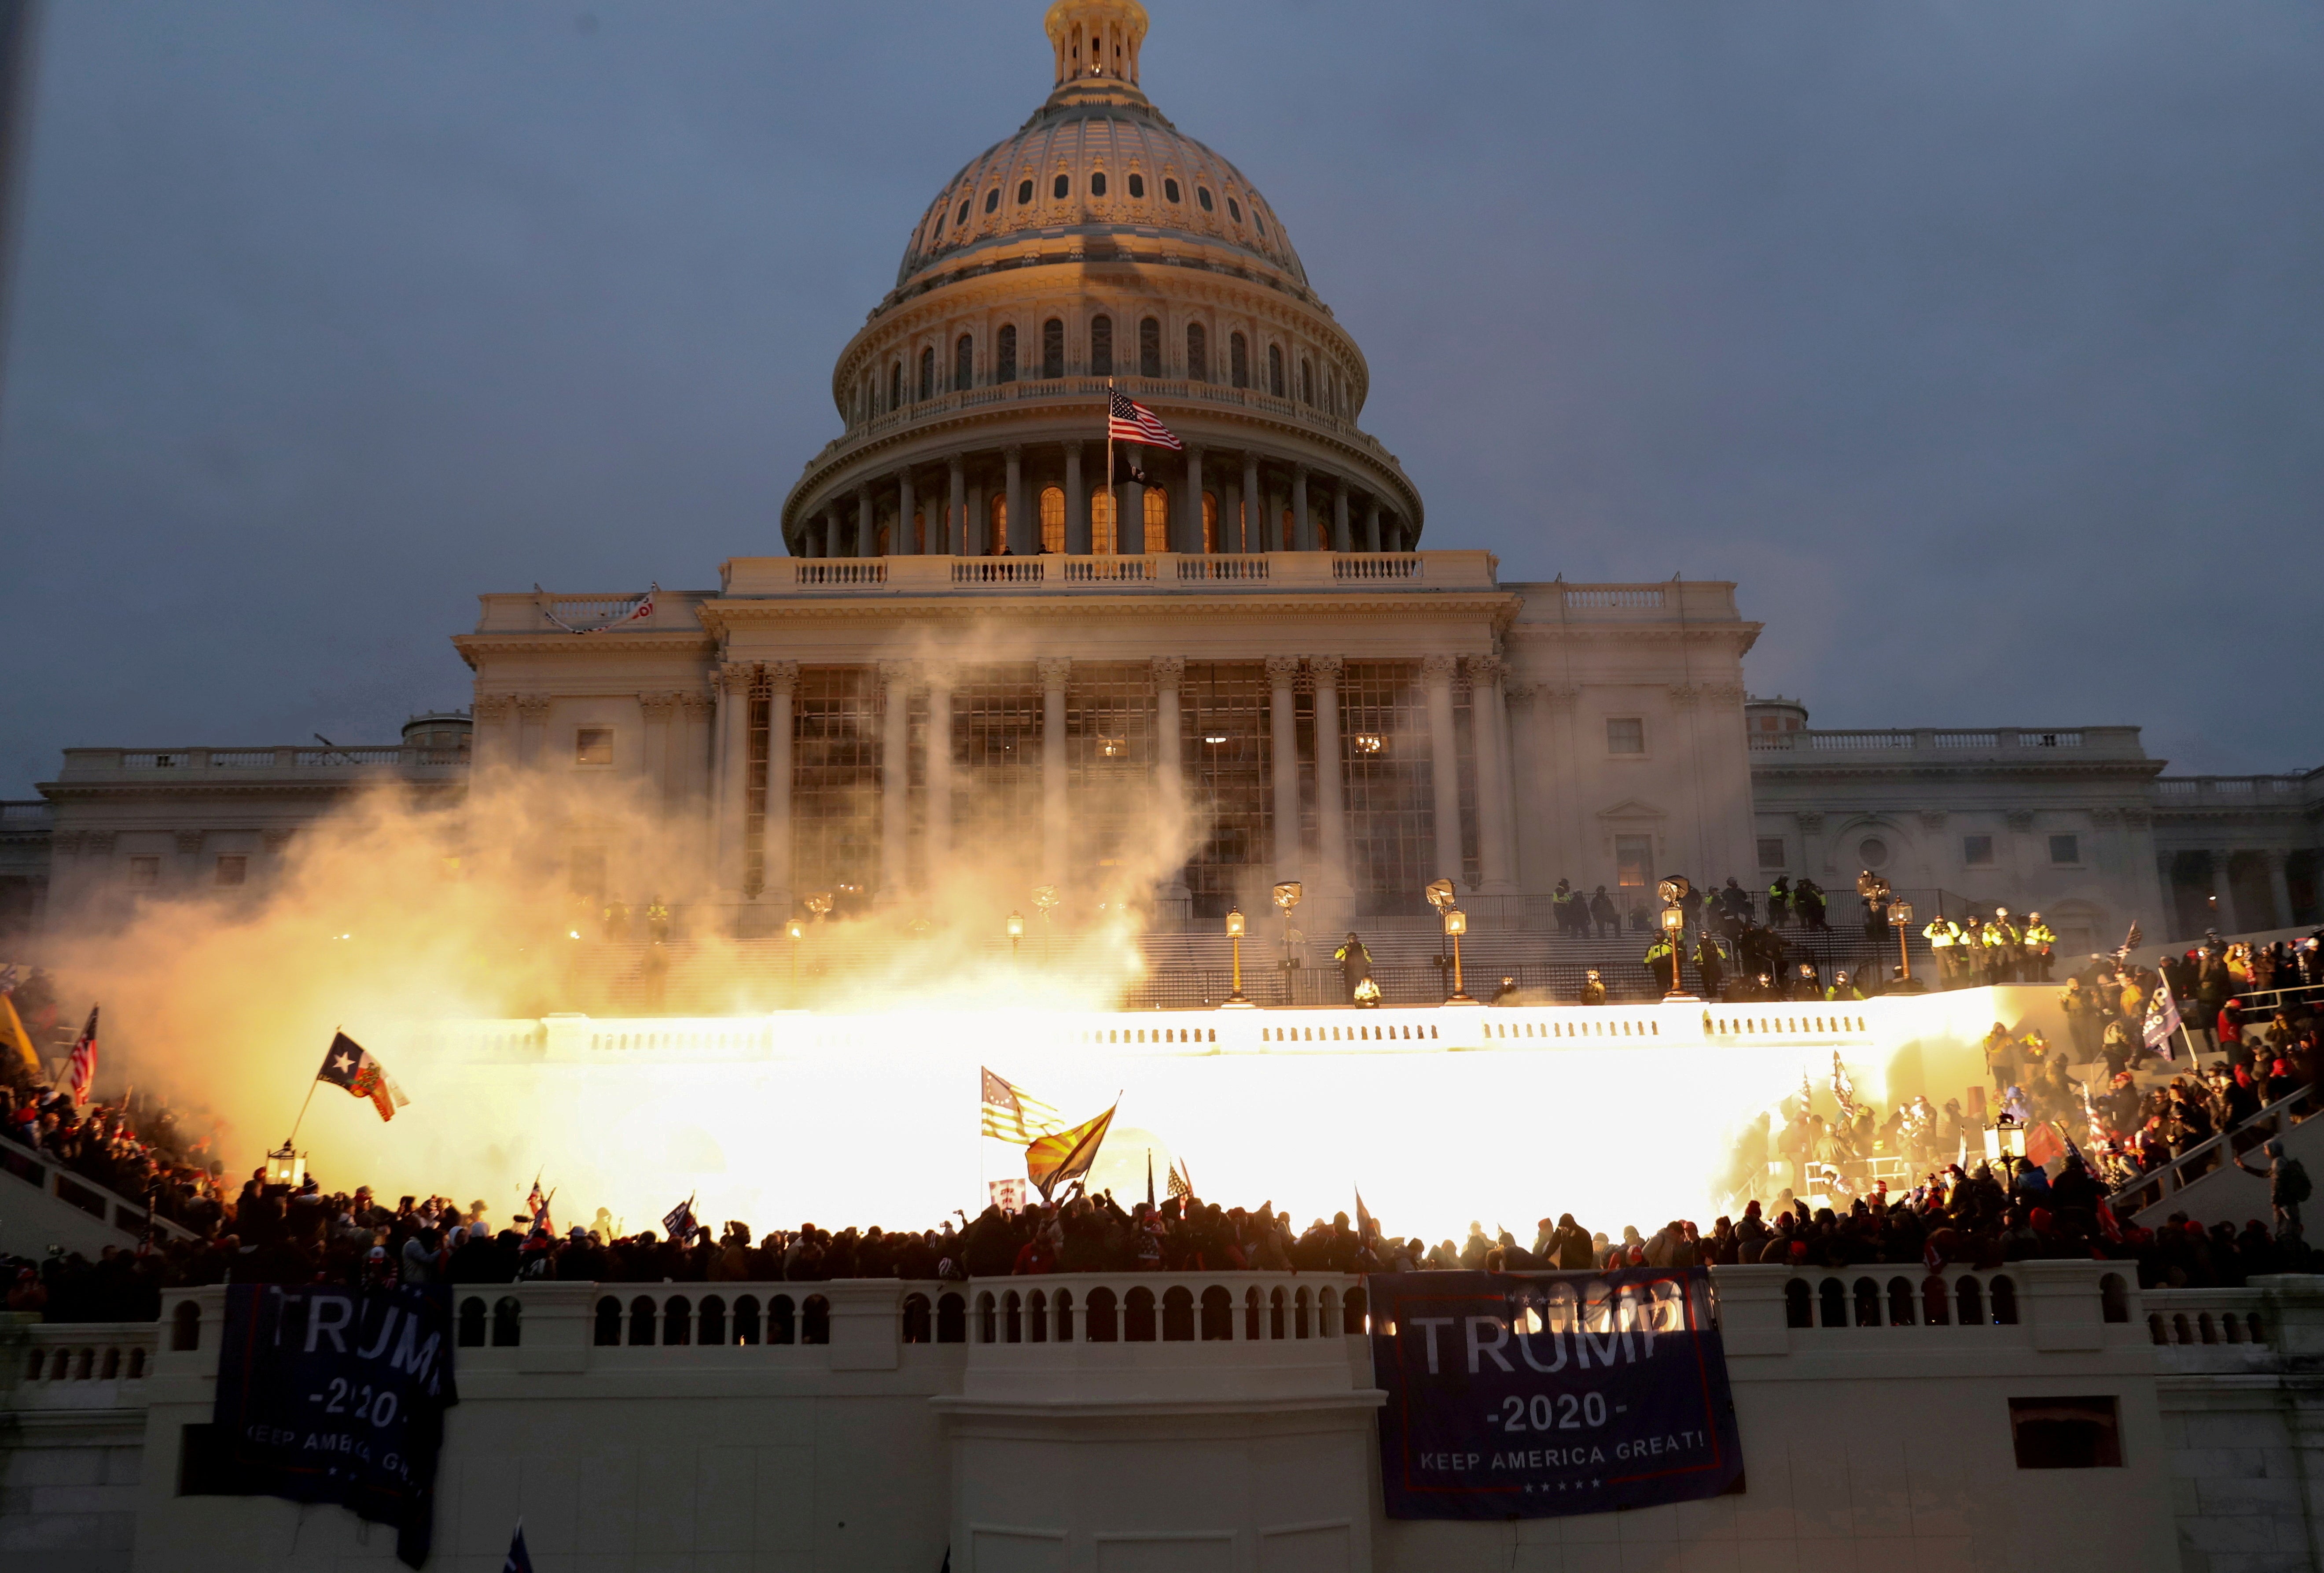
[2097,1201,2124,1244]
[2023,1122,2067,1172]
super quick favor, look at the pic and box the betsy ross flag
[1026,1100,1118,1202]
[661,1194,698,1242]
[1107,388,1182,450]
[65,1006,99,1106]
[981,1066,1063,1142]
[1166,1158,1193,1202]
[316,1031,409,1121]
[2143,986,2183,1061]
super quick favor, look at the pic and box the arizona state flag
[0,992,37,1073]
[1025,1100,1118,1202]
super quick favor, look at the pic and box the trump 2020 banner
[212,1283,460,1567]
[1368,1268,1743,1518]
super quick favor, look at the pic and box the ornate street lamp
[1657,876,1694,1000]
[1007,910,1025,960]
[1443,903,1474,1003]
[1271,881,1302,989]
[786,915,806,995]
[1888,898,1915,984]
[1223,906,1251,1007]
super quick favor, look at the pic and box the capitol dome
[782,0,1422,562]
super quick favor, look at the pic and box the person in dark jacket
[1333,933,1374,1002]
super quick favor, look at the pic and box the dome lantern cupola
[1046,0,1147,89]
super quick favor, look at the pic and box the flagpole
[1105,378,1115,555]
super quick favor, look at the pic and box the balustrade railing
[2143,1289,2271,1349]
[2106,1083,2320,1218]
[15,1323,156,1390]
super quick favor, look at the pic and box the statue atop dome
[1045,0,1149,89]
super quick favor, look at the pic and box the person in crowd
[1792,879,1828,932]
[1588,885,1619,939]
[1577,968,1607,1007]
[1766,877,1792,928]
[1333,932,1374,1004]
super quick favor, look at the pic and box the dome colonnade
[780,0,1421,564]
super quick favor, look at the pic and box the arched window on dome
[988,493,1008,556]
[1254,210,1266,237]
[1201,491,1219,554]
[1091,490,1118,556]
[983,188,999,215]
[1053,173,1069,199]
[1163,177,1181,204]
[1300,357,1314,406]
[1089,315,1113,378]
[919,346,934,402]
[1230,332,1249,388]
[1041,318,1064,380]
[1227,196,1243,223]
[1143,486,1169,554]
[1196,186,1214,212]
[996,324,1017,384]
[1267,344,1285,398]
[1127,171,1143,198]
[1090,170,1107,198]
[1185,323,1207,383]
[1138,317,1161,378]
[888,361,902,412]
[1039,487,1066,554]
[1017,179,1034,205]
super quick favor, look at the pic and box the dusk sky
[4,0,2319,797]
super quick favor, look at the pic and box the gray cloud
[3,0,2319,794]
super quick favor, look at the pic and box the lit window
[576,728,614,766]
[1091,490,1118,554]
[1163,177,1181,203]
[127,856,159,888]
[1196,186,1214,211]
[1039,486,1066,554]
[214,855,247,887]
[1615,835,1652,888]
[1143,486,1169,553]
[1606,718,1644,755]
[1052,173,1068,199]
[1201,490,1218,553]
[2049,834,2080,865]
[1016,179,1034,205]
[1963,835,1994,866]
[988,493,1008,555]
[1090,171,1107,197]
[1127,172,1144,198]
[1757,838,1785,870]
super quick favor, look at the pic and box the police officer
[1644,936,1678,994]
[1693,931,1729,998]
[2022,912,2057,981]
[1767,876,1793,928]
[1924,914,1960,988]
[1551,878,1579,939]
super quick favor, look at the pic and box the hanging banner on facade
[211,1283,460,1567]
[1369,1268,1743,1519]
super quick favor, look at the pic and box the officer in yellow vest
[1924,915,1962,988]
[1643,937,1678,994]
[1992,906,2024,983]
[2022,912,2057,981]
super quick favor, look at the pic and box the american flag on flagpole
[65,1006,98,1107]
[1107,388,1182,450]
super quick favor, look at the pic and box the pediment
[1596,799,1666,822]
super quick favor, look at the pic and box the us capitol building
[7,0,2318,960]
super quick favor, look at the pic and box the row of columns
[800,442,1412,560]
[2199,847,2299,933]
[709,653,1518,914]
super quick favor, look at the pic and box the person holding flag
[65,1006,99,1106]
[313,1032,410,1122]
[1024,1099,1118,1202]
[662,1193,699,1244]
[2143,976,2194,1063]
[0,964,40,1075]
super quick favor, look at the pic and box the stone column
[713,663,755,902]
[1153,656,1189,901]
[174,829,205,888]
[1039,657,1072,886]
[640,693,677,812]
[947,457,966,556]
[824,505,841,560]
[762,663,797,915]
[1469,655,1519,894]
[471,693,515,772]
[855,484,875,558]
[1420,654,1465,887]
[1291,465,1310,551]
[1242,453,1261,552]
[1005,446,1027,555]
[925,670,955,871]
[1266,656,1303,883]
[2209,847,2237,930]
[879,661,912,899]
[1331,482,1351,553]
[1364,499,1382,554]
[2265,849,2295,931]
[1182,445,1205,553]
[516,694,552,767]
[1064,442,1088,555]
[1311,656,1349,896]
[680,690,715,876]
[897,470,916,555]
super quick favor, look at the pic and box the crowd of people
[10,932,2322,1326]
